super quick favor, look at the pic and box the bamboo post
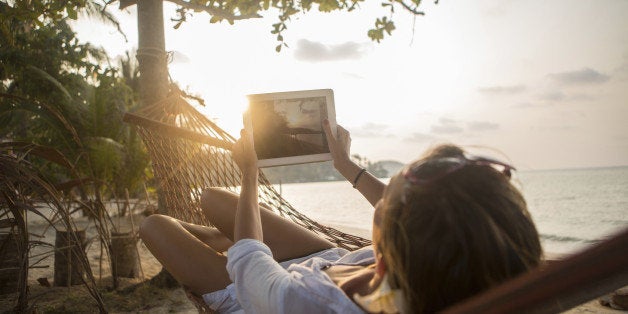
[0,230,20,294]
[126,188,146,281]
[110,231,140,279]
[54,229,87,286]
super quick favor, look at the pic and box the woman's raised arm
[231,130,263,242]
[323,120,385,207]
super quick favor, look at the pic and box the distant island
[261,158,405,184]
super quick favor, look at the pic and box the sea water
[274,166,628,255]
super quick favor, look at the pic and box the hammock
[124,91,627,312]
[122,92,370,251]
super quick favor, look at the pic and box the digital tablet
[243,89,337,168]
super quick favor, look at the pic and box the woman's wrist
[352,168,368,188]
[334,156,353,171]
[335,158,363,182]
[241,168,259,182]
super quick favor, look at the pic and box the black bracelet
[352,168,367,188]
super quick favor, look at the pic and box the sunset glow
[74,0,628,170]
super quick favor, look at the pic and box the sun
[195,93,249,137]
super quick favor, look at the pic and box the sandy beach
[0,209,624,313]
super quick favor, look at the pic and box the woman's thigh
[177,220,233,253]
[139,214,231,294]
[201,188,335,262]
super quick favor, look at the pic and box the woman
[139,121,542,313]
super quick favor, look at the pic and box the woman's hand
[323,120,385,206]
[323,120,352,167]
[232,129,258,175]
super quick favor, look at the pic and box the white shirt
[226,239,375,314]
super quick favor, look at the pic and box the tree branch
[397,0,425,15]
[164,0,262,21]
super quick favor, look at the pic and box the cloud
[431,125,463,134]
[536,90,595,103]
[430,118,463,134]
[511,102,553,109]
[294,39,370,62]
[350,122,392,138]
[403,118,500,142]
[467,121,499,131]
[548,67,610,85]
[477,85,526,95]
[529,125,575,132]
[404,132,435,143]
[170,50,190,64]
[538,90,566,102]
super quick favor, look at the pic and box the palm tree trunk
[134,0,179,289]
[136,0,170,218]
[137,0,169,108]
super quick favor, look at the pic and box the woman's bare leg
[177,220,233,253]
[139,214,231,294]
[201,188,335,262]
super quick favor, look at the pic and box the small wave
[601,219,628,226]
[540,234,590,243]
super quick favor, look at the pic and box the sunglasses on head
[402,153,515,186]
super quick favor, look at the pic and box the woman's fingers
[323,120,338,156]
[323,120,351,162]
[323,119,334,142]
[336,125,351,152]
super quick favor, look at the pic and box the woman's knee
[139,214,171,243]
[200,188,236,220]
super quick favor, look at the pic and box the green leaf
[368,29,384,43]
[319,0,340,12]
[384,21,396,35]
[276,44,282,52]
[66,7,78,20]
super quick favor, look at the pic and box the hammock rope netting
[123,92,371,251]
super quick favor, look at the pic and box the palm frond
[0,93,83,147]
[0,142,74,169]
[26,65,72,100]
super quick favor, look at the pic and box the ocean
[272,166,628,255]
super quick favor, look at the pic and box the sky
[74,0,628,170]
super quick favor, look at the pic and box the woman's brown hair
[378,144,542,313]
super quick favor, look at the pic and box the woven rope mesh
[125,93,371,250]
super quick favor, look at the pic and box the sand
[0,206,624,313]
[0,205,199,313]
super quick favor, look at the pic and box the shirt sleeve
[226,239,295,313]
